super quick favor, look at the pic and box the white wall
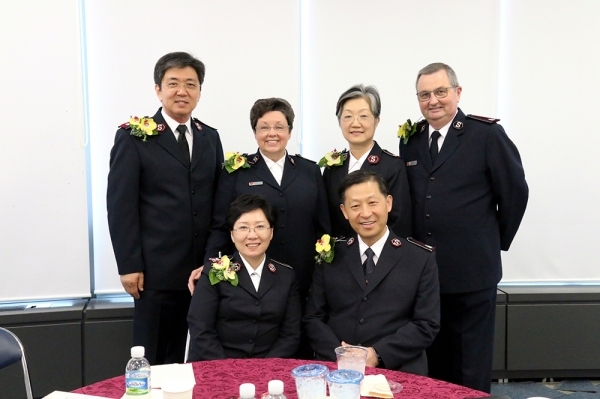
[0,0,90,301]
[1,0,598,301]
[85,0,300,293]
[498,0,600,282]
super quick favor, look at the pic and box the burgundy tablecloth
[73,358,489,399]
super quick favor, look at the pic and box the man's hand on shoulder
[187,266,204,295]
[120,272,144,299]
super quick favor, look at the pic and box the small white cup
[161,380,194,399]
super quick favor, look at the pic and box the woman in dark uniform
[187,194,301,360]
[190,98,330,305]
[322,84,412,239]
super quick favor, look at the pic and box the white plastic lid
[268,380,284,395]
[239,383,256,398]
[131,346,145,357]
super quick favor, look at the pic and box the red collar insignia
[367,155,380,164]
[390,238,402,247]
[267,263,276,273]
[194,121,202,130]
[156,124,166,132]
[347,237,355,246]
[232,262,241,272]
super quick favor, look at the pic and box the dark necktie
[176,124,190,165]
[363,248,375,276]
[430,130,441,163]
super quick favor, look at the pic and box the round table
[73,358,489,399]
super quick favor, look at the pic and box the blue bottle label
[126,371,150,395]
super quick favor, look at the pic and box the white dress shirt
[239,253,266,292]
[161,109,193,160]
[357,227,390,266]
[428,111,459,152]
[348,143,375,174]
[261,150,286,185]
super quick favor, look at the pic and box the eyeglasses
[256,125,289,133]
[416,86,456,102]
[232,225,272,234]
[340,114,374,124]
[162,82,200,91]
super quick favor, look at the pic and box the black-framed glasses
[416,86,456,102]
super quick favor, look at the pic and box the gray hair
[415,63,459,90]
[335,84,381,120]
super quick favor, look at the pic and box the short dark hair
[415,62,459,90]
[250,98,295,131]
[338,170,389,204]
[226,194,278,230]
[154,52,206,86]
[335,84,381,120]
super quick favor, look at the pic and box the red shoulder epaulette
[193,117,218,131]
[382,149,400,158]
[467,114,500,124]
[407,237,435,252]
[293,154,317,164]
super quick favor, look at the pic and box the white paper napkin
[150,363,196,389]
[43,391,112,399]
[360,374,394,398]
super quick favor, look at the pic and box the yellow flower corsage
[208,255,240,286]
[129,116,159,142]
[223,152,251,173]
[397,119,419,145]
[318,149,346,168]
[315,234,335,264]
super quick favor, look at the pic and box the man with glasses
[399,63,528,392]
[107,52,224,365]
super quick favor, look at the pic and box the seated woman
[187,194,301,360]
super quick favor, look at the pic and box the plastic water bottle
[264,380,287,399]
[239,383,257,399]
[125,346,151,396]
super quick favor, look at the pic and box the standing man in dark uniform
[107,52,223,365]
[304,170,439,375]
[399,62,528,392]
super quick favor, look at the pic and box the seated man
[304,170,440,375]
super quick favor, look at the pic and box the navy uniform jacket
[323,142,412,239]
[205,151,331,299]
[187,253,301,360]
[107,108,223,290]
[303,232,440,375]
[399,109,528,293]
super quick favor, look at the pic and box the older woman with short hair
[322,84,412,239]
[191,98,330,308]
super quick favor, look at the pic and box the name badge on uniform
[406,160,417,167]
[249,181,263,186]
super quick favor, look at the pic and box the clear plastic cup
[334,346,368,375]
[326,369,363,399]
[291,364,329,399]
